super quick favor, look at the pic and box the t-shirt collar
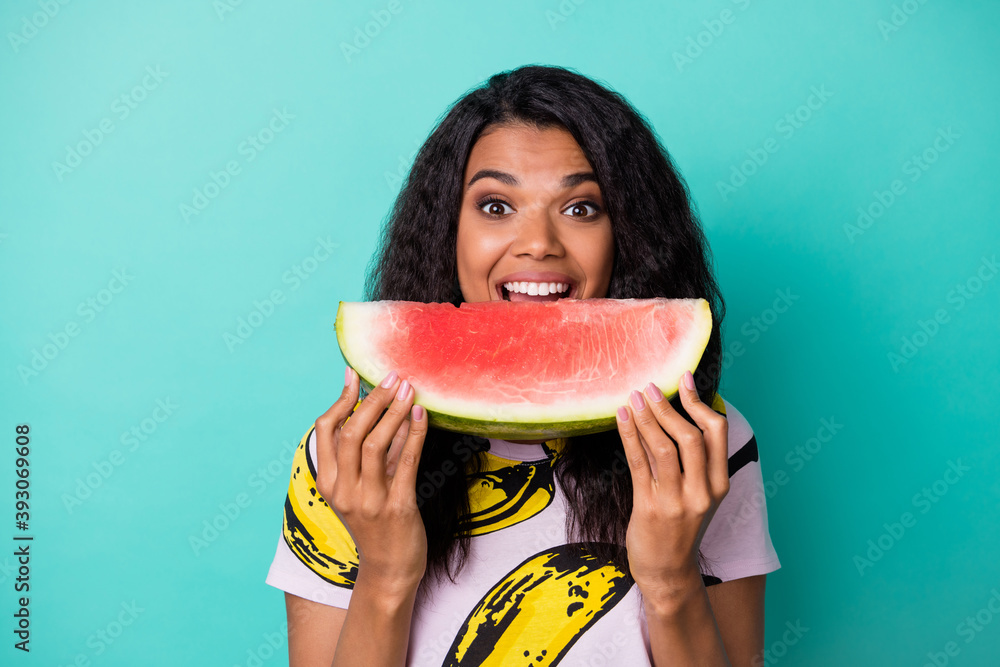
[486,437,565,463]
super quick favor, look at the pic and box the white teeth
[501,281,570,296]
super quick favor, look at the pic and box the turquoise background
[1,0,998,664]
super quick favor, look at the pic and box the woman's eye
[564,201,600,218]
[478,199,513,216]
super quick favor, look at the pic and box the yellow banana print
[281,419,562,585]
[461,439,565,536]
[443,543,634,666]
[282,424,359,588]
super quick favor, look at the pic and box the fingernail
[412,405,425,420]
[344,367,351,387]
[683,370,695,391]
[380,370,398,388]
[645,382,663,402]
[396,379,411,401]
[630,390,645,410]
[617,406,629,421]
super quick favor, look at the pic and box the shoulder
[265,421,358,609]
[284,422,359,589]
[698,393,781,582]
[708,393,758,472]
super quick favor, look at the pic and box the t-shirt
[265,393,780,665]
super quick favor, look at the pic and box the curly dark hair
[362,64,727,590]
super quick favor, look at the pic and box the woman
[266,64,780,666]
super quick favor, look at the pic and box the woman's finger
[360,377,415,494]
[388,405,429,506]
[641,381,707,488]
[366,377,415,465]
[678,371,730,500]
[636,428,659,480]
[314,368,361,498]
[627,389,683,495]
[616,404,654,489]
[384,417,411,478]
[337,369,402,483]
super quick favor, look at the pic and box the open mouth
[497,281,575,302]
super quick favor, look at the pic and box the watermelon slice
[335,298,713,439]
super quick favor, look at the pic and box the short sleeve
[264,424,357,609]
[698,396,781,584]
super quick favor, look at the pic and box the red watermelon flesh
[335,298,713,439]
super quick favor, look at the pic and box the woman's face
[455,123,615,444]
[455,123,615,305]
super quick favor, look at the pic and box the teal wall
[1,1,997,665]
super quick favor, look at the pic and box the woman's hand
[314,367,429,594]
[615,370,730,602]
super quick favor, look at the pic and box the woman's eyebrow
[466,169,597,189]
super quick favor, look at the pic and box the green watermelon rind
[336,299,713,440]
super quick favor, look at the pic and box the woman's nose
[510,209,564,258]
